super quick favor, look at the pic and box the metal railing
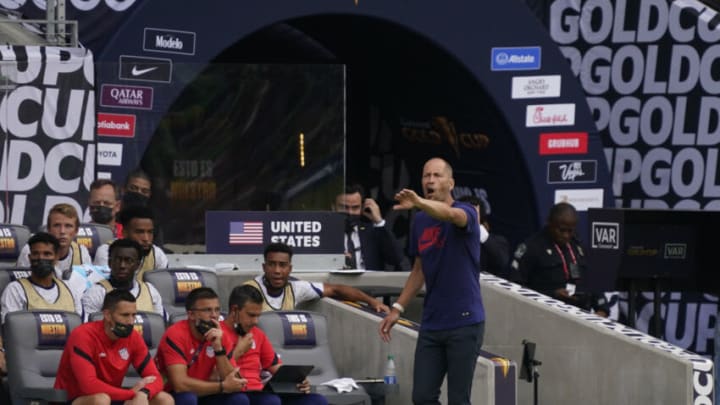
[0,18,78,47]
[0,0,79,47]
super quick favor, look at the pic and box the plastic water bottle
[384,355,397,384]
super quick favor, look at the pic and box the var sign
[664,243,687,259]
[591,222,619,249]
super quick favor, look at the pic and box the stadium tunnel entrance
[95,1,611,247]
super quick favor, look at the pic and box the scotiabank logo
[97,113,136,138]
[539,132,588,155]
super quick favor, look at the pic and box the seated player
[54,289,173,405]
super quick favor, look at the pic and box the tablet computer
[263,365,315,394]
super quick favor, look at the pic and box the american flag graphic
[228,221,264,245]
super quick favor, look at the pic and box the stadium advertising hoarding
[0,46,94,232]
[547,0,720,359]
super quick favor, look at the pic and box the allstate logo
[491,47,541,71]
[495,52,509,65]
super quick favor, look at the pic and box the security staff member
[512,202,609,316]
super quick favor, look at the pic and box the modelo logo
[591,222,619,249]
[547,160,597,183]
[144,28,196,55]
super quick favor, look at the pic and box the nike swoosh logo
[131,66,159,76]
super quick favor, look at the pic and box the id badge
[569,263,581,280]
[566,283,576,295]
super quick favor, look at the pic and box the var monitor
[583,208,720,293]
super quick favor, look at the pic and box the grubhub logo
[539,132,588,155]
[97,113,136,138]
[591,222,619,249]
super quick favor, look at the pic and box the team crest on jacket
[119,348,129,360]
[206,346,215,357]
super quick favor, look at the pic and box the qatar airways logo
[97,113,136,137]
[526,104,575,127]
[100,84,153,110]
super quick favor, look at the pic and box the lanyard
[188,341,206,369]
[553,243,577,279]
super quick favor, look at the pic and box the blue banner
[206,211,345,254]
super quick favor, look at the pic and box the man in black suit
[457,195,510,278]
[333,184,410,271]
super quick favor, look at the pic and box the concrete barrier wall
[169,255,714,405]
[479,274,713,405]
[300,298,502,404]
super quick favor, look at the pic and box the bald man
[379,157,485,405]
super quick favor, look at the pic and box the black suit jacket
[481,234,510,278]
[355,223,410,271]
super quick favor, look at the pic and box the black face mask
[234,324,247,336]
[233,310,247,336]
[111,321,134,338]
[30,259,54,278]
[90,205,114,224]
[122,191,149,208]
[196,319,215,335]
